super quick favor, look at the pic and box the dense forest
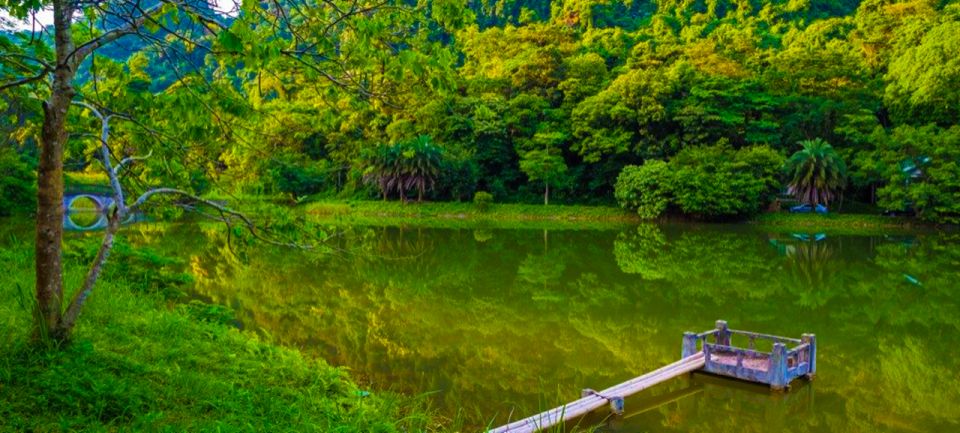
[2,0,959,222]
[2,2,959,430]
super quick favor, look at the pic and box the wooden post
[682,332,698,359]
[582,389,624,416]
[609,396,625,416]
[770,342,788,391]
[715,320,731,346]
[802,333,817,379]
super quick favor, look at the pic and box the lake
[21,218,960,431]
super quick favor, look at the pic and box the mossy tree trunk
[34,1,76,342]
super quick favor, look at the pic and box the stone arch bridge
[63,193,116,213]
[63,192,144,231]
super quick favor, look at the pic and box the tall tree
[785,138,849,207]
[0,0,465,342]
[519,146,567,205]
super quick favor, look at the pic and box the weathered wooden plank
[705,343,769,360]
[696,330,717,339]
[729,329,803,344]
[488,353,705,433]
[787,343,810,356]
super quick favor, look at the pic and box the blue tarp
[790,204,828,214]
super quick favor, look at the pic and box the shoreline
[297,199,937,234]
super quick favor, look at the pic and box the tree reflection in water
[119,222,960,432]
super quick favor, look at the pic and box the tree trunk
[34,1,77,342]
[60,211,121,334]
[544,183,549,206]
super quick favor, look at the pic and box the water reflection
[592,374,816,433]
[63,211,147,231]
[115,222,960,432]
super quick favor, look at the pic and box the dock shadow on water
[86,221,960,432]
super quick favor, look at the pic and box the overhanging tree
[0,0,464,342]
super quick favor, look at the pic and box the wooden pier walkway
[487,320,816,433]
[488,352,706,433]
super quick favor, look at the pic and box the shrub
[614,144,784,220]
[670,144,784,219]
[473,191,494,212]
[267,158,327,201]
[614,160,671,219]
[436,157,478,201]
[0,146,36,216]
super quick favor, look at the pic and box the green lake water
[21,219,960,432]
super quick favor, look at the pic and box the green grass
[0,237,438,432]
[751,212,928,234]
[64,171,112,195]
[302,200,638,230]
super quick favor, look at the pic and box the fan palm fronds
[363,135,443,202]
[784,139,848,207]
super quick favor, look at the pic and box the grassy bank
[299,200,940,234]
[0,237,437,432]
[302,200,638,230]
[751,212,928,234]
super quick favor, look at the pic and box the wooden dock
[488,352,705,433]
[487,320,816,433]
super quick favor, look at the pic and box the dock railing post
[703,342,712,367]
[770,342,788,391]
[715,320,731,346]
[609,396,625,416]
[682,332,698,359]
[802,333,816,379]
[581,389,625,416]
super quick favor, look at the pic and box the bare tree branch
[71,100,126,212]
[116,150,153,172]
[60,99,127,333]
[129,188,314,249]
[68,1,174,67]
[0,53,54,70]
[0,69,49,91]
[61,211,120,331]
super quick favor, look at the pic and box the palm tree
[363,136,443,202]
[401,135,443,202]
[785,139,848,207]
[363,145,401,201]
